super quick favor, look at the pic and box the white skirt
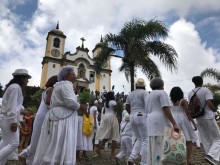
[32,108,78,165]
[96,113,119,141]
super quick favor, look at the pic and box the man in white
[188,76,220,165]
[126,78,149,165]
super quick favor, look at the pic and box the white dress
[171,99,195,141]
[89,105,99,145]
[19,88,51,164]
[96,100,119,141]
[32,81,80,165]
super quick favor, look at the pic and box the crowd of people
[0,67,220,165]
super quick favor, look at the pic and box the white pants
[129,112,148,165]
[0,116,19,164]
[197,118,220,161]
[116,136,132,160]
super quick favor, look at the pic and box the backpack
[188,88,207,119]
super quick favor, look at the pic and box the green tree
[201,68,220,81]
[94,19,178,91]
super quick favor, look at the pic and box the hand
[173,124,180,133]
[193,124,197,131]
[11,123,18,132]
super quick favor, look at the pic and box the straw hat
[12,69,31,79]
[135,78,146,87]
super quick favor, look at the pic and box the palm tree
[94,19,178,91]
[201,68,220,81]
[201,68,220,109]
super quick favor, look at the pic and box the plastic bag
[162,127,186,164]
[82,114,93,136]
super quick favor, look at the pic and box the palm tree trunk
[130,63,135,92]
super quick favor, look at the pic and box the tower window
[53,64,56,68]
[53,38,60,48]
[103,86,105,89]
[103,74,105,77]
[90,72,95,82]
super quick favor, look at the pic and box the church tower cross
[80,37,86,48]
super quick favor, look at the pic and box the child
[115,113,132,165]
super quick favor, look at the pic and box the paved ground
[18,145,211,165]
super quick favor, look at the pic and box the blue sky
[1,0,220,94]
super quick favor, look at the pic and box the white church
[40,23,112,94]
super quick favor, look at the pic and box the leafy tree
[94,19,178,91]
[201,68,220,81]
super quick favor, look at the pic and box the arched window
[78,63,86,78]
[53,38,60,48]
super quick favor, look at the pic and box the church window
[53,38,60,48]
[103,74,105,77]
[89,72,95,82]
[103,86,105,89]
[53,64,56,68]
[78,63,86,78]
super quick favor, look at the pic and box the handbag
[162,127,186,164]
[82,114,93,136]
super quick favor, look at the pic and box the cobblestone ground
[18,146,212,165]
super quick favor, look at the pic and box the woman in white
[32,67,87,165]
[19,75,58,164]
[95,91,119,159]
[0,69,31,164]
[89,99,99,150]
[146,77,179,165]
[126,78,149,165]
[170,86,197,165]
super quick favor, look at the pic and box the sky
[1,0,220,97]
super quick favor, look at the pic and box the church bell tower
[40,22,66,88]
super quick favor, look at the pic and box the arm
[126,104,131,114]
[162,106,179,132]
[94,110,97,129]
[207,99,217,112]
[45,87,53,105]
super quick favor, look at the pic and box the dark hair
[170,87,184,103]
[3,75,28,95]
[45,75,58,88]
[192,76,203,86]
[136,86,145,90]
[105,92,115,108]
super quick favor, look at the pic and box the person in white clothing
[146,77,179,165]
[170,86,197,165]
[188,76,220,165]
[89,99,100,150]
[115,113,132,165]
[126,78,149,165]
[95,91,120,159]
[0,69,31,165]
[32,67,87,165]
[19,75,58,165]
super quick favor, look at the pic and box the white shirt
[2,84,23,124]
[126,89,149,115]
[89,105,98,125]
[146,90,171,136]
[188,87,215,119]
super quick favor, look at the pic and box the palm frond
[201,68,220,81]
[146,41,178,71]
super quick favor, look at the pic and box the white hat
[135,78,145,87]
[94,100,98,104]
[124,113,130,121]
[98,98,102,103]
[12,69,31,79]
